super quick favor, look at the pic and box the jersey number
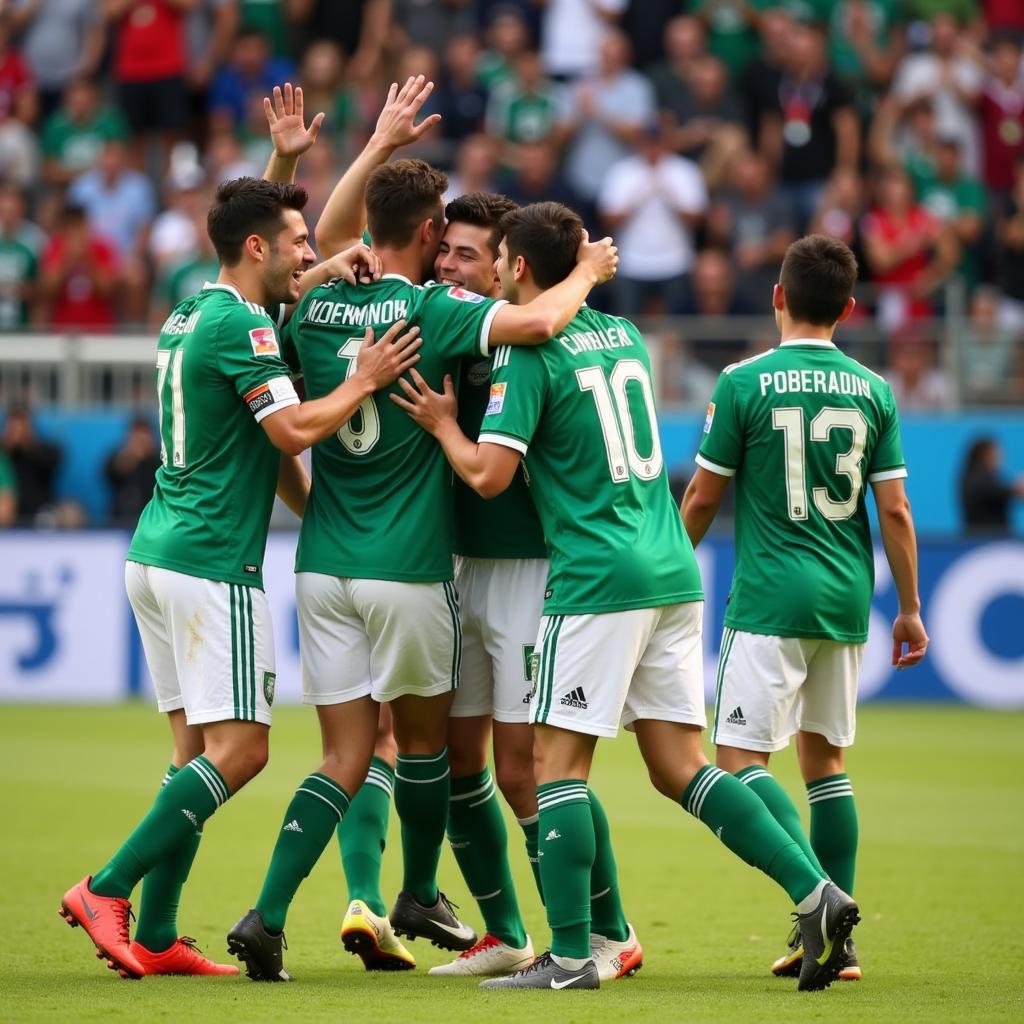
[771,406,868,521]
[335,336,381,455]
[576,361,663,483]
[156,349,185,468]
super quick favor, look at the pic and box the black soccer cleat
[795,883,860,992]
[479,950,599,990]
[389,890,477,951]
[838,936,862,981]
[227,909,291,982]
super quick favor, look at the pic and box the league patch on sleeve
[486,381,507,415]
[249,326,280,356]
[447,286,485,304]
[244,383,273,415]
[703,401,716,434]
[244,375,297,417]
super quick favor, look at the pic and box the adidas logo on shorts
[560,686,588,710]
[725,706,747,726]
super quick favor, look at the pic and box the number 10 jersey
[697,339,907,643]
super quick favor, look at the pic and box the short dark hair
[778,234,858,327]
[445,192,519,258]
[206,177,308,267]
[366,159,447,248]
[499,201,582,289]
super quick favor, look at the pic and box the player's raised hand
[354,320,422,389]
[321,242,383,286]
[389,369,458,435]
[892,612,929,670]
[576,229,619,284]
[370,75,442,151]
[264,83,325,158]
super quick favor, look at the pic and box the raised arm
[263,83,325,185]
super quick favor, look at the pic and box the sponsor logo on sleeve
[486,381,506,415]
[448,286,485,304]
[244,384,273,415]
[703,401,716,434]
[468,359,491,386]
[249,326,280,356]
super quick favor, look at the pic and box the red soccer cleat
[130,937,240,976]
[59,876,145,980]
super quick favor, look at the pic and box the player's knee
[448,742,486,779]
[373,728,397,767]
[495,758,535,816]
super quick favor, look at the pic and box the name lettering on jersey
[557,324,634,356]
[304,297,408,328]
[486,381,507,415]
[249,326,279,356]
[758,369,871,399]
[161,310,202,336]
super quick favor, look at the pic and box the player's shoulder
[418,281,490,309]
[198,283,283,357]
[722,346,778,379]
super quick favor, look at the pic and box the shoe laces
[785,920,801,949]
[177,936,206,961]
[112,901,135,943]
[518,950,552,976]
[437,891,461,919]
[459,934,502,959]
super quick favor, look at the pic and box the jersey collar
[203,281,246,302]
[381,272,415,286]
[779,338,836,348]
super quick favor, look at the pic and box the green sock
[537,780,595,959]
[133,765,203,952]
[256,773,351,933]
[448,769,527,949]
[338,757,393,917]
[682,765,823,904]
[394,749,450,906]
[735,766,826,877]
[91,755,229,899]
[588,789,629,942]
[518,814,544,903]
[807,773,858,894]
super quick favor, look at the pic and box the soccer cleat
[838,937,862,981]
[428,933,535,977]
[590,922,643,981]
[479,950,599,990]
[341,899,416,971]
[226,909,291,982]
[130,936,239,976]
[770,921,803,978]
[795,883,860,992]
[59,876,145,980]
[389,890,477,952]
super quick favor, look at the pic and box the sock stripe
[189,758,227,807]
[739,768,772,786]
[195,756,229,803]
[442,581,462,690]
[687,766,726,818]
[808,788,855,804]
[591,886,611,900]
[807,780,854,795]
[309,772,348,800]
[397,749,449,765]
[395,768,451,784]
[364,768,394,794]
[296,787,348,820]
[685,767,717,815]
[469,780,496,808]
[517,814,539,826]
[537,789,589,811]
[450,776,494,802]
[474,889,502,901]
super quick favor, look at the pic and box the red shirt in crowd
[0,48,32,121]
[42,235,117,330]
[861,205,939,319]
[979,79,1024,192]
[113,0,186,82]
[985,0,1024,31]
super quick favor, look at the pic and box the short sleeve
[215,307,300,424]
[696,371,744,477]
[413,285,507,359]
[478,345,548,455]
[867,386,907,483]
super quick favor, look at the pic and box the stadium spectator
[204,126,260,183]
[983,0,1024,32]
[477,7,532,89]
[959,436,1024,533]
[622,0,680,70]
[0,14,38,187]
[826,0,906,110]
[444,133,499,202]
[485,49,563,157]
[38,203,117,330]
[434,34,488,145]
[809,167,866,264]
[885,334,953,409]
[959,286,1024,404]
[738,6,794,147]
[760,18,860,230]
[151,210,217,324]
[8,0,104,121]
[183,0,240,139]
[1,403,61,522]
[599,120,707,315]
[0,449,14,527]
[41,77,129,187]
[0,184,38,328]
[559,29,655,201]
[689,0,765,78]
[290,0,390,82]
[149,165,207,274]
[973,32,1024,196]
[295,134,338,228]
[995,159,1024,327]
[390,0,477,53]
[209,28,295,132]
[647,15,707,123]
[104,414,160,525]
[296,41,356,153]
[539,0,627,80]
[238,0,291,57]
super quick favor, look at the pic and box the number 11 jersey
[697,339,907,643]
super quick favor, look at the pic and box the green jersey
[284,275,506,581]
[41,108,129,174]
[480,307,703,615]
[157,256,221,310]
[0,235,36,328]
[454,355,547,560]
[128,283,298,589]
[697,339,907,643]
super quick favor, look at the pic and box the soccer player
[57,176,422,981]
[225,157,618,981]
[681,234,929,982]
[394,202,858,993]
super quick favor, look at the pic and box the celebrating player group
[57,77,928,994]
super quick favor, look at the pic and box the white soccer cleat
[590,922,643,981]
[428,933,535,976]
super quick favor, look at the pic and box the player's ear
[245,233,266,263]
[514,254,527,283]
[771,283,785,313]
[836,296,856,323]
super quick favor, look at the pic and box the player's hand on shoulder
[576,229,619,285]
[354,320,422,389]
[323,243,382,286]
[264,82,324,158]
[390,369,457,435]
[371,74,442,151]
[892,612,928,670]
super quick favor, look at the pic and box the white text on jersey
[759,369,871,400]
[303,297,408,328]
[557,324,635,356]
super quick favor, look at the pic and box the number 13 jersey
[697,339,907,643]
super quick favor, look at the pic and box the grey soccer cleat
[226,909,291,982]
[795,883,860,992]
[480,950,599,990]
[389,890,477,951]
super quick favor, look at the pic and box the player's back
[698,340,906,642]
[128,283,296,589]
[482,306,702,614]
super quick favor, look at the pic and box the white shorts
[126,561,275,727]
[712,628,864,751]
[529,602,706,738]
[451,556,547,723]
[296,573,461,705]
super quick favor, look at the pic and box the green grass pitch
[2,703,1022,1022]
